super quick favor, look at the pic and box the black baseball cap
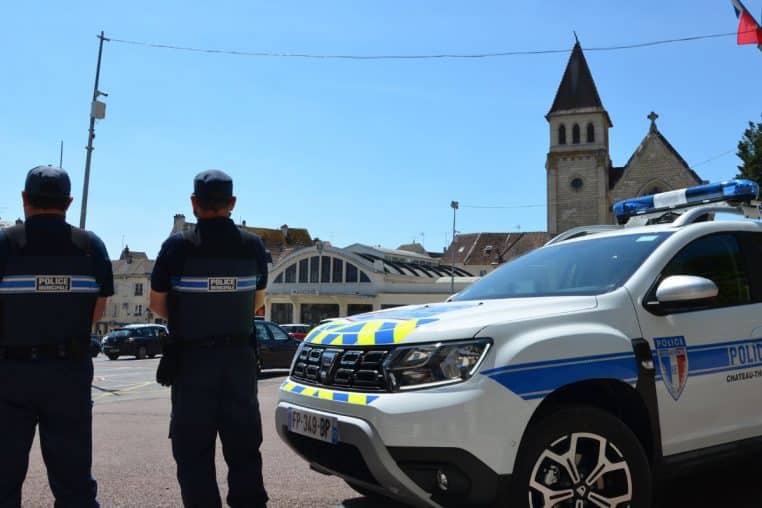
[24,166,71,199]
[193,170,233,201]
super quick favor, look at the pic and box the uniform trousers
[0,358,98,508]
[170,345,268,508]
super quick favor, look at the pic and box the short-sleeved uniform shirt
[151,218,268,294]
[0,215,114,297]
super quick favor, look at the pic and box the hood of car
[303,297,597,346]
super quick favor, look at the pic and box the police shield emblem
[654,336,689,401]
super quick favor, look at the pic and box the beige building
[546,41,703,234]
[97,246,157,334]
[265,242,474,324]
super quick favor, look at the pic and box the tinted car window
[454,232,670,300]
[268,324,290,341]
[660,233,751,308]
[255,322,271,341]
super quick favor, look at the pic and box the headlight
[384,339,492,391]
[126,337,135,343]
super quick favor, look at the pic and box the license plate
[287,408,338,444]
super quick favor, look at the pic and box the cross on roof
[648,111,659,131]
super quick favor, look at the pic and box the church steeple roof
[548,42,606,116]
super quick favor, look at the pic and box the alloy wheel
[528,432,633,508]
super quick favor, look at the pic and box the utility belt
[168,333,252,351]
[156,333,253,387]
[0,339,90,361]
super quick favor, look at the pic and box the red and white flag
[730,0,762,46]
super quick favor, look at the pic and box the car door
[254,321,275,369]
[266,323,299,368]
[634,232,762,455]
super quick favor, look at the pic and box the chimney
[173,214,186,234]
[15,218,23,225]
[280,224,289,242]
[241,220,247,227]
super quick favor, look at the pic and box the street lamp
[450,201,459,294]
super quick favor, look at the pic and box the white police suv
[276,179,762,507]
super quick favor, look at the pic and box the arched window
[572,124,581,144]
[586,123,595,143]
[558,124,567,145]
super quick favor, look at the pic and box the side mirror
[655,275,718,303]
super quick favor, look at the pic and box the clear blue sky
[1,0,760,258]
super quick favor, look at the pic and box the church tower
[546,41,613,234]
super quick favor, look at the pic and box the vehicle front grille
[291,344,392,392]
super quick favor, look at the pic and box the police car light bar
[612,179,760,224]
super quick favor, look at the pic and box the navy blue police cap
[194,170,233,201]
[25,166,71,199]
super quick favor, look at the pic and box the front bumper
[275,377,521,507]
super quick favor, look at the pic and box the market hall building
[265,242,473,325]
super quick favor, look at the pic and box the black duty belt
[171,334,252,350]
[0,340,90,361]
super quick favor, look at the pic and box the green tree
[736,115,762,186]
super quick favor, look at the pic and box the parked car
[101,324,168,360]
[253,320,301,373]
[276,180,762,507]
[280,323,312,341]
[90,335,102,358]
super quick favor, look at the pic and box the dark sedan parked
[253,320,301,373]
[90,335,102,358]
[102,324,167,360]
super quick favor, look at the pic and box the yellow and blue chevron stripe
[303,317,438,346]
[280,381,380,405]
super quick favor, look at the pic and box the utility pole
[450,201,459,294]
[59,140,63,167]
[80,31,109,229]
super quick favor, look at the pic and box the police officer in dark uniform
[149,170,269,508]
[0,166,113,508]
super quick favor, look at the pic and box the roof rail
[545,225,621,246]
[670,201,762,227]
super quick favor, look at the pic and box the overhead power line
[108,29,755,60]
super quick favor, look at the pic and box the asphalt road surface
[17,355,762,507]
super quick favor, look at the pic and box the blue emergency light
[612,179,759,224]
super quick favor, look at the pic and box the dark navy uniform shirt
[151,218,268,293]
[0,215,114,297]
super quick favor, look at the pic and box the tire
[148,353,156,359]
[107,354,119,361]
[509,405,652,508]
[256,357,264,375]
[136,346,148,360]
[345,480,389,501]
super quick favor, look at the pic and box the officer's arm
[254,289,265,314]
[93,297,107,325]
[150,290,169,319]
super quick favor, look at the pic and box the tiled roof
[396,242,428,255]
[444,232,553,266]
[548,42,605,116]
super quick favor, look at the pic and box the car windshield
[454,232,671,300]
[110,330,131,338]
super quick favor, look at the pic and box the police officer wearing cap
[150,170,269,508]
[0,166,113,508]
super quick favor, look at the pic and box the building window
[274,272,283,283]
[360,271,371,283]
[332,258,343,283]
[271,303,293,324]
[558,124,566,145]
[122,302,129,316]
[346,263,358,283]
[571,177,584,191]
[310,257,320,283]
[572,124,580,144]
[381,304,402,309]
[135,283,143,296]
[321,256,331,283]
[285,264,297,283]
[135,304,142,316]
[586,123,595,143]
[347,304,372,316]
[300,304,340,326]
[298,259,309,283]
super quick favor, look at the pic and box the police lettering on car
[149,170,269,508]
[0,166,113,508]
